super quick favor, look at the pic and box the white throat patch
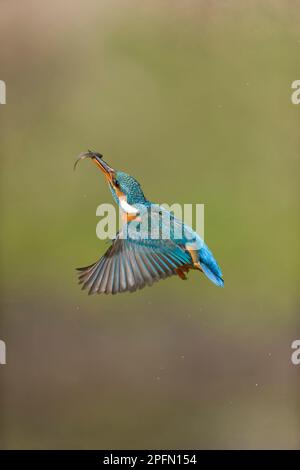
[119,196,139,214]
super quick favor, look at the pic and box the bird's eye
[113,178,120,188]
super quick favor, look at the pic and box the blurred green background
[0,0,299,449]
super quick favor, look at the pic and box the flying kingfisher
[75,151,224,295]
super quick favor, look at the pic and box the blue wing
[77,205,224,293]
[77,231,192,295]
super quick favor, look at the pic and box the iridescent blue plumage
[76,152,224,294]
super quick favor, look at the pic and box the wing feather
[76,224,192,295]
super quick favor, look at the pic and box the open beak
[74,150,115,183]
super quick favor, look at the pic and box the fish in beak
[74,150,139,219]
[74,150,115,184]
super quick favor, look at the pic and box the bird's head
[74,151,146,207]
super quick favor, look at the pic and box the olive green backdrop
[0,0,299,449]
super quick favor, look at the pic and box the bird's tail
[199,244,224,287]
[201,262,224,287]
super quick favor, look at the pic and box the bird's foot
[194,262,203,272]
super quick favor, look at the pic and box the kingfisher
[75,151,224,295]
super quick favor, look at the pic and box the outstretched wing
[77,234,192,295]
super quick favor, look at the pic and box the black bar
[0,450,299,466]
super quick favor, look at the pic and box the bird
[74,150,224,295]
